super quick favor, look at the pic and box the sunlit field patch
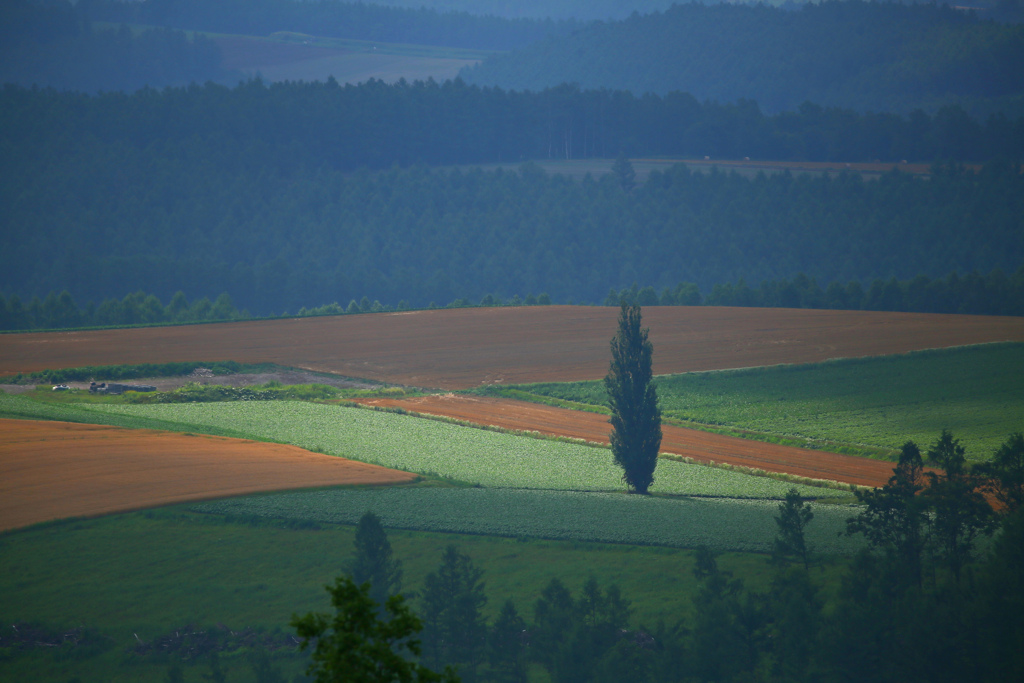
[84,400,824,498]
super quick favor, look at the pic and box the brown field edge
[3,306,1024,390]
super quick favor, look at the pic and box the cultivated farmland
[192,487,863,554]
[0,417,417,532]
[79,401,826,499]
[479,342,1024,458]
[354,393,897,487]
[3,306,1024,389]
[213,33,480,84]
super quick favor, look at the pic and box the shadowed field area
[0,418,417,532]
[3,306,1024,390]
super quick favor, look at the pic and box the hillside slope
[461,1,1024,117]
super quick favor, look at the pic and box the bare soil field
[215,34,353,71]
[0,418,417,532]
[0,367,376,396]
[356,394,898,488]
[214,33,476,84]
[3,306,1024,391]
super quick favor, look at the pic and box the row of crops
[489,343,1024,458]
[2,391,860,551]
[192,487,863,554]
[81,400,827,498]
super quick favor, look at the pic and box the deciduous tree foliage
[977,432,1024,513]
[925,430,996,582]
[772,488,814,570]
[847,441,931,589]
[605,302,661,494]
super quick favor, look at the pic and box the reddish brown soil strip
[356,394,898,488]
[2,307,1023,391]
[0,418,417,532]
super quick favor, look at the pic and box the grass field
[192,486,861,554]
[482,343,1024,459]
[0,506,850,682]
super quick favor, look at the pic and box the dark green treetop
[351,511,404,609]
[291,575,459,683]
[772,487,815,570]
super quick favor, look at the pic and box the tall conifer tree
[605,302,662,494]
[351,511,403,609]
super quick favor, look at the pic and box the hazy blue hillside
[461,1,1024,117]
[363,0,683,20]
[88,0,576,51]
[354,0,1024,22]
[0,0,238,92]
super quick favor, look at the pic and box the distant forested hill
[363,0,681,21]
[346,0,1024,23]
[461,1,1024,118]
[3,79,1018,172]
[0,0,236,92]
[87,0,576,51]
[2,82,1022,314]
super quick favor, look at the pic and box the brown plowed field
[355,394,898,489]
[0,419,417,532]
[3,306,1024,391]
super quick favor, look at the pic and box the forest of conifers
[2,76,1022,318]
[461,1,1024,117]
[6,1,1024,116]
[2,0,1023,327]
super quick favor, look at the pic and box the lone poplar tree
[605,302,662,494]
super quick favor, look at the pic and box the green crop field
[480,343,1024,459]
[74,399,826,498]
